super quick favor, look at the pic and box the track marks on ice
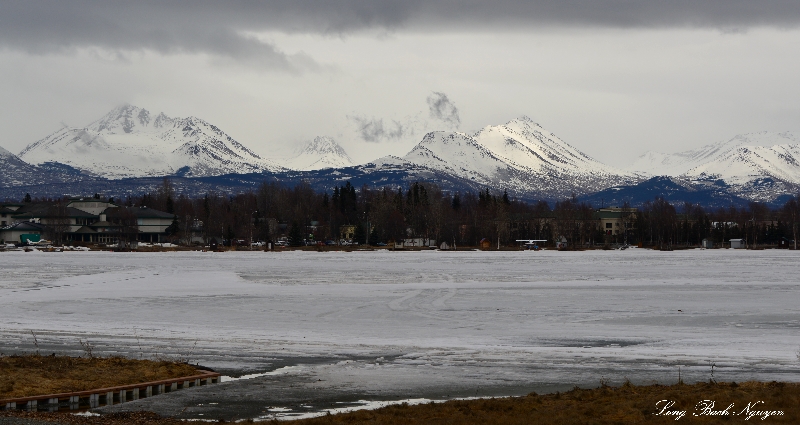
[432,287,457,308]
[388,290,424,311]
[388,288,458,312]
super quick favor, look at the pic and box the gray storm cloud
[427,92,460,128]
[348,115,411,143]
[2,1,800,68]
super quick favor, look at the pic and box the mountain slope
[402,117,637,198]
[1,145,92,189]
[684,143,800,201]
[630,132,800,201]
[630,131,800,176]
[0,145,43,188]
[686,143,800,184]
[282,136,354,171]
[629,139,740,176]
[580,176,751,208]
[19,105,286,179]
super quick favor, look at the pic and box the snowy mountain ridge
[281,136,354,171]
[7,105,800,202]
[630,131,800,176]
[400,116,637,197]
[629,132,800,201]
[1,144,90,188]
[19,105,287,179]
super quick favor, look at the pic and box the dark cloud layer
[427,92,460,128]
[2,1,800,68]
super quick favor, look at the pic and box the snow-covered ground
[1,249,798,420]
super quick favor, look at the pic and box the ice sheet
[0,249,798,420]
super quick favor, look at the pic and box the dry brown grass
[288,381,800,425]
[0,410,186,425]
[0,354,199,398]
[1,378,798,424]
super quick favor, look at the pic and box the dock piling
[1,371,220,411]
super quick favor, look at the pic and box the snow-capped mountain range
[19,105,287,179]
[631,132,800,200]
[3,104,799,203]
[400,117,636,197]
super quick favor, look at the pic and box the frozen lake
[1,248,799,420]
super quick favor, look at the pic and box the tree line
[14,179,800,248]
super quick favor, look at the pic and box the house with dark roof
[0,220,48,244]
[11,206,99,232]
[105,206,176,243]
[0,206,20,227]
[5,198,176,244]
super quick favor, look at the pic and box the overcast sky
[2,1,800,167]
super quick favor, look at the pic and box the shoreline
[2,380,798,423]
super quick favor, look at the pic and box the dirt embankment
[0,355,199,399]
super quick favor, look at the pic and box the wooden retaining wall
[1,371,220,412]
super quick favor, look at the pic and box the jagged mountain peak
[628,131,800,201]
[403,118,636,198]
[726,131,800,147]
[630,131,800,176]
[88,104,176,134]
[283,136,354,171]
[18,105,284,179]
[301,136,351,157]
[502,115,540,128]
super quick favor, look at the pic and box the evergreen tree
[353,222,367,245]
[226,225,234,243]
[451,193,461,210]
[332,187,340,211]
[288,221,303,247]
[23,193,31,203]
[368,226,380,245]
[166,216,180,236]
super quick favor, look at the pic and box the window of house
[605,223,612,228]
